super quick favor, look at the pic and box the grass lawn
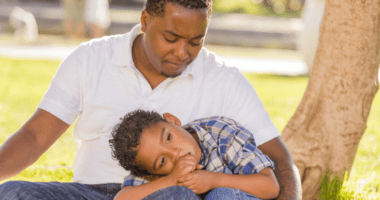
[1,56,379,198]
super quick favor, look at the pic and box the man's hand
[176,170,215,194]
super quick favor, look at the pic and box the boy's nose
[167,147,189,163]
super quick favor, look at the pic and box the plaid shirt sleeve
[122,174,149,187]
[208,117,275,174]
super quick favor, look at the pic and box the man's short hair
[109,109,166,177]
[144,0,213,17]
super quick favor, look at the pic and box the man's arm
[0,109,69,181]
[258,136,302,200]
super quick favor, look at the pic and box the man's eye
[165,38,177,43]
[190,42,201,46]
[166,133,171,143]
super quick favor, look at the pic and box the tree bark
[282,0,380,199]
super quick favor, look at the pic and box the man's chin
[161,71,182,78]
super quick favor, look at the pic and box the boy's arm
[177,167,280,199]
[115,154,202,200]
[115,176,176,200]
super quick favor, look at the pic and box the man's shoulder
[198,48,242,78]
[78,33,130,53]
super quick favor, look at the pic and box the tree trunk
[282,0,380,199]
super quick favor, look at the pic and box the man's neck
[131,34,167,90]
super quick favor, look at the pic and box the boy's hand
[176,170,215,194]
[167,154,202,183]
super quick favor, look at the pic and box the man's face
[141,3,209,77]
[135,121,202,175]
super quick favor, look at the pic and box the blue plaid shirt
[123,116,275,187]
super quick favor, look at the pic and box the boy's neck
[189,130,200,146]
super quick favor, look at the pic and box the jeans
[0,181,121,200]
[203,187,261,200]
[0,181,260,200]
[143,186,260,200]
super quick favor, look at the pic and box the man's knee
[204,187,236,200]
[0,181,33,199]
[142,186,200,200]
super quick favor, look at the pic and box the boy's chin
[144,174,164,181]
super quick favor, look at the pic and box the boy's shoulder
[184,116,254,142]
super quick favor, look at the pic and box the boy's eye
[160,156,165,167]
[166,133,171,143]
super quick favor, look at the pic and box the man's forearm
[258,137,302,200]
[0,109,70,181]
[0,130,41,181]
[273,161,302,200]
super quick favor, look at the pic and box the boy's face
[135,116,201,176]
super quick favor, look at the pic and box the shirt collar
[110,24,142,72]
[183,123,209,167]
[110,24,204,80]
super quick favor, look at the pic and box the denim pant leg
[0,181,121,200]
[142,186,201,200]
[204,187,261,200]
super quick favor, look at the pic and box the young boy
[109,110,280,200]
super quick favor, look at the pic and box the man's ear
[163,113,182,126]
[141,10,150,32]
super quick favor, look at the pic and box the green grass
[213,0,303,17]
[1,57,379,198]
[0,57,76,183]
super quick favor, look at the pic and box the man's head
[139,0,212,77]
[144,0,213,17]
[109,109,201,177]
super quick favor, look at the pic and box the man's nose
[173,41,189,61]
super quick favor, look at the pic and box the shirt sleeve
[222,69,280,146]
[122,174,149,187]
[220,119,275,174]
[37,45,85,124]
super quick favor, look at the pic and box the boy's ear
[163,113,182,126]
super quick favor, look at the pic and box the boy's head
[109,109,201,177]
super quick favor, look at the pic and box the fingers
[177,173,193,183]
[177,155,198,171]
[196,164,203,170]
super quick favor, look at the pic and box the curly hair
[109,109,166,177]
[145,0,213,17]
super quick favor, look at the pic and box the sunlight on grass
[1,57,379,198]
[0,57,76,184]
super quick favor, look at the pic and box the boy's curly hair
[145,0,213,17]
[109,109,166,177]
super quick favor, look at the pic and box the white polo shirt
[38,24,280,184]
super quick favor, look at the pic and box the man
[0,0,301,199]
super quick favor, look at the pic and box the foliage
[1,57,380,199]
[212,0,303,17]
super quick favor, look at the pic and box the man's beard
[161,71,181,78]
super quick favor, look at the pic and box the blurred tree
[282,0,380,199]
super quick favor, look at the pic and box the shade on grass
[0,57,379,198]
